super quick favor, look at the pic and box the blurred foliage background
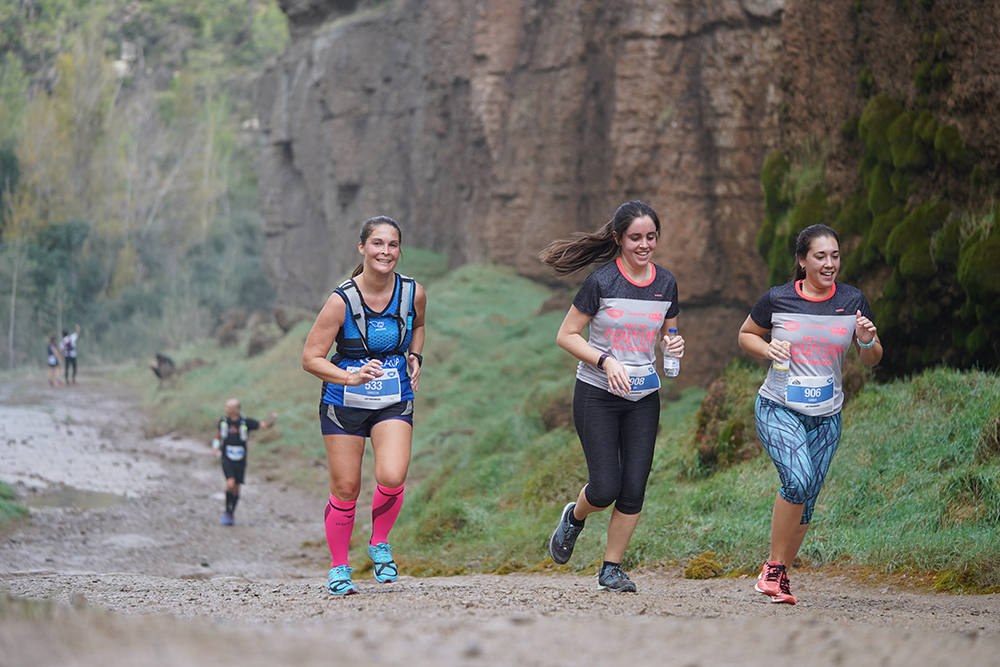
[0,0,288,366]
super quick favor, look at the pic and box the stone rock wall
[257,0,788,384]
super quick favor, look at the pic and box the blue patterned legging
[754,395,843,525]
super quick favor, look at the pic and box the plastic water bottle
[663,328,680,377]
[772,342,789,394]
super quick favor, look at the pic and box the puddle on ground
[25,486,123,510]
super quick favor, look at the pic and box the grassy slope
[118,250,1000,589]
[0,482,28,525]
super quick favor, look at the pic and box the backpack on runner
[336,274,415,357]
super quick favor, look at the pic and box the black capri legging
[573,379,660,515]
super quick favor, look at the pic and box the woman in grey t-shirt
[539,200,684,593]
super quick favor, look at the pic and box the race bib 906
[786,375,834,411]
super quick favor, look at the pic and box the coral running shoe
[327,565,358,596]
[770,571,797,604]
[754,561,785,597]
[367,542,399,583]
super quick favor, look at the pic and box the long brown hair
[538,200,660,276]
[351,216,402,277]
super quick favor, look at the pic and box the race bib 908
[624,364,660,400]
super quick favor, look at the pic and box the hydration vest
[335,273,415,358]
[219,417,248,443]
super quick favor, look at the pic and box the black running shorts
[319,400,413,438]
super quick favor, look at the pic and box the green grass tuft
[0,482,28,525]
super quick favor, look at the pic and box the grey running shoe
[598,563,637,593]
[548,502,584,564]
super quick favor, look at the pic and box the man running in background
[212,398,277,526]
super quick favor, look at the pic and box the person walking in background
[61,324,80,385]
[212,398,277,526]
[738,224,882,604]
[302,215,426,596]
[539,200,684,593]
[46,335,62,386]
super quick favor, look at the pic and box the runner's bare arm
[738,315,789,362]
[407,282,427,392]
[556,305,630,397]
[855,309,883,367]
[301,292,381,386]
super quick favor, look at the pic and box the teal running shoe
[367,542,398,583]
[327,565,358,595]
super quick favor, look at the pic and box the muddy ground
[1,372,998,666]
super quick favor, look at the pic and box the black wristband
[597,353,610,370]
[409,352,423,367]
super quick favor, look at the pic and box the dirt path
[1,374,999,666]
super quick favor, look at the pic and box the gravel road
[1,374,998,666]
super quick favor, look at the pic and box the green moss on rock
[914,60,934,93]
[966,325,990,355]
[788,186,828,233]
[867,164,898,216]
[958,235,1000,303]
[899,241,936,280]
[913,110,938,143]
[759,151,791,257]
[885,201,950,261]
[834,193,870,236]
[934,124,970,170]
[932,218,962,266]
[859,94,904,164]
[890,170,914,199]
[868,205,905,259]
[684,551,724,579]
[857,66,875,97]
[888,111,929,169]
[761,151,791,215]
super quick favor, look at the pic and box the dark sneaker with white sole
[548,502,584,564]
[598,563,637,593]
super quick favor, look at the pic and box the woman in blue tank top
[302,216,427,596]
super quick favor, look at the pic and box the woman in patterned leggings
[738,224,883,604]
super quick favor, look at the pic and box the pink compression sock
[370,484,405,545]
[324,495,356,567]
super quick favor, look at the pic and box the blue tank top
[321,273,415,407]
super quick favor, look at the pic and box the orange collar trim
[616,257,655,287]
[795,279,836,302]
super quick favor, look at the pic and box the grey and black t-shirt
[572,259,679,399]
[750,280,872,417]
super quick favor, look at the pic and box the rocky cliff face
[258,0,786,384]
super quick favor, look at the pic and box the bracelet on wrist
[409,352,423,367]
[857,337,876,349]
[597,352,610,370]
